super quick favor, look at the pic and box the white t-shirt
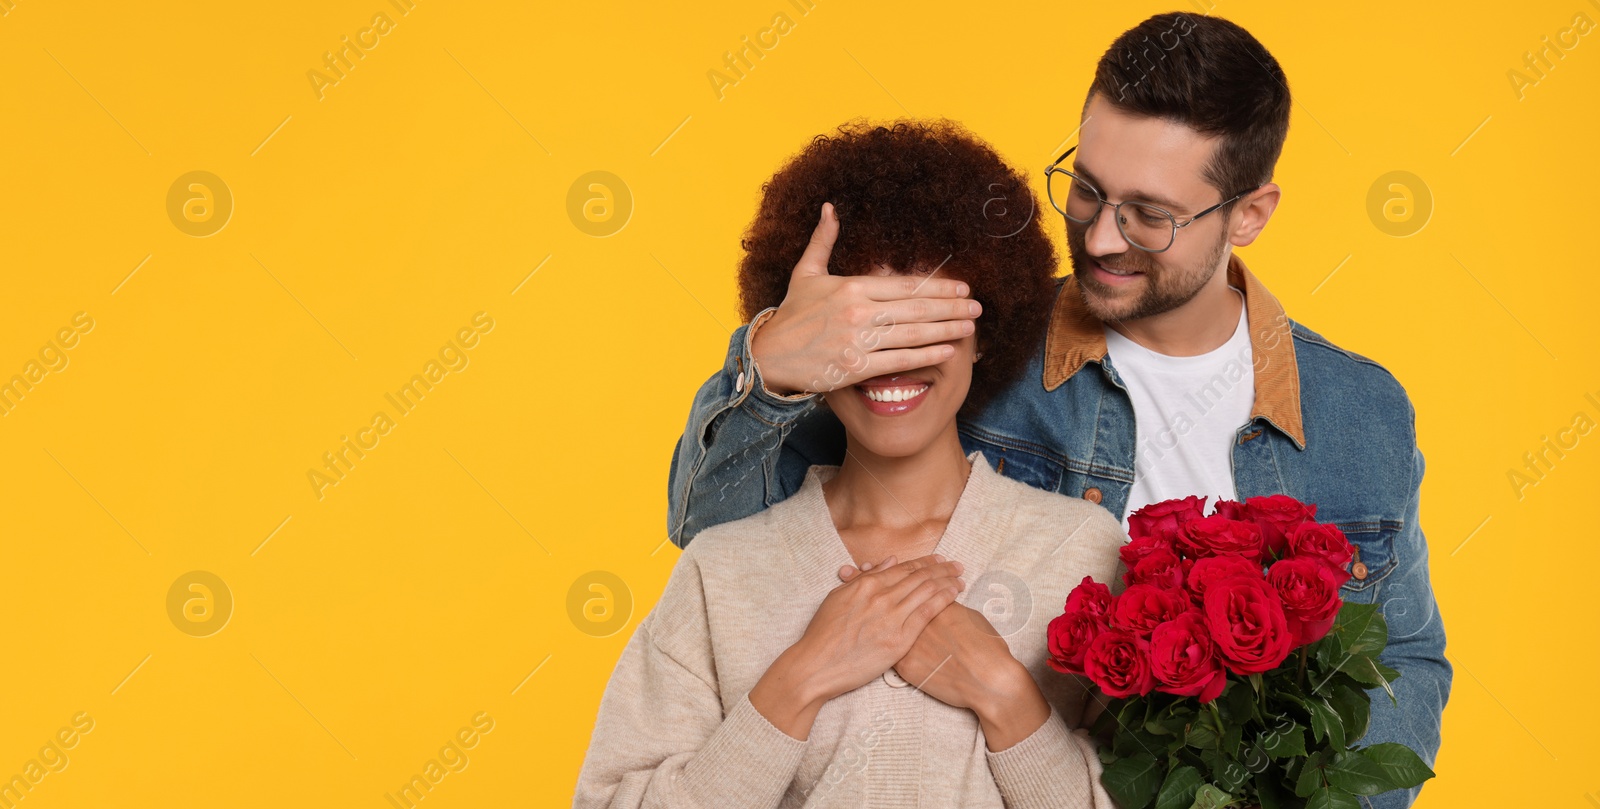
[1103,287,1255,533]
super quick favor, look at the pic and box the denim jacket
[666,254,1449,809]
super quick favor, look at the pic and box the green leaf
[1372,660,1401,706]
[1311,633,1343,671]
[1147,713,1188,736]
[1359,743,1437,790]
[1092,705,1121,739]
[1336,653,1388,686]
[1155,766,1204,809]
[1328,683,1370,744]
[1222,679,1259,725]
[1282,756,1304,787]
[1305,785,1361,809]
[1149,700,1195,735]
[1117,698,1144,727]
[1304,697,1346,750]
[1256,771,1288,809]
[1340,656,1399,707]
[1196,747,1249,794]
[1185,722,1221,750]
[1115,723,1169,759]
[1323,750,1394,796]
[1259,722,1308,759]
[1102,752,1163,809]
[1221,720,1245,757]
[1332,603,1386,656]
[1306,671,1338,698]
[1188,784,1233,809]
[1213,758,1250,793]
[1294,750,1327,798]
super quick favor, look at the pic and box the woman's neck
[822,422,973,557]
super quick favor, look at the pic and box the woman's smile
[854,374,932,416]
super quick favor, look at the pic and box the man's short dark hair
[1087,13,1291,205]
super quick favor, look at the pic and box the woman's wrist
[748,643,834,740]
[975,661,1050,752]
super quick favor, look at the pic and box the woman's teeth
[862,385,929,403]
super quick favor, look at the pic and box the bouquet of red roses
[1047,495,1434,809]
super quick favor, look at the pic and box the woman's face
[825,266,978,459]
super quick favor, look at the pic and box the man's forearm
[1360,448,1450,809]
[1362,644,1449,809]
[666,311,818,548]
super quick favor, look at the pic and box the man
[666,13,1448,808]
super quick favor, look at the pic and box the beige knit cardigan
[573,451,1127,808]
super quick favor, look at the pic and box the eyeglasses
[1044,146,1256,253]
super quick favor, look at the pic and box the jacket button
[883,669,911,687]
[1083,487,1103,504]
[1352,561,1368,580]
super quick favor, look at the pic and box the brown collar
[1042,253,1306,450]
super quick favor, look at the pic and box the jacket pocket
[1333,518,1401,600]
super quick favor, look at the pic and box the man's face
[1065,93,1236,322]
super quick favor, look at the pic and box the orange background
[0,0,1595,806]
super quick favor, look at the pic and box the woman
[575,120,1125,808]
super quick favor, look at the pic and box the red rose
[1083,629,1155,698]
[1202,575,1294,675]
[1046,610,1104,675]
[1111,584,1190,637]
[1176,515,1267,564]
[1124,546,1191,590]
[1245,495,1318,557]
[1119,534,1174,571]
[1063,576,1114,620]
[1268,558,1345,646]
[1287,522,1355,582]
[1128,496,1206,541]
[1211,499,1250,521]
[1186,555,1264,603]
[1148,610,1227,703]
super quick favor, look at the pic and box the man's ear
[1228,182,1280,247]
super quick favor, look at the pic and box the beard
[1065,219,1231,323]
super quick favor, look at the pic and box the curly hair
[737,119,1058,417]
